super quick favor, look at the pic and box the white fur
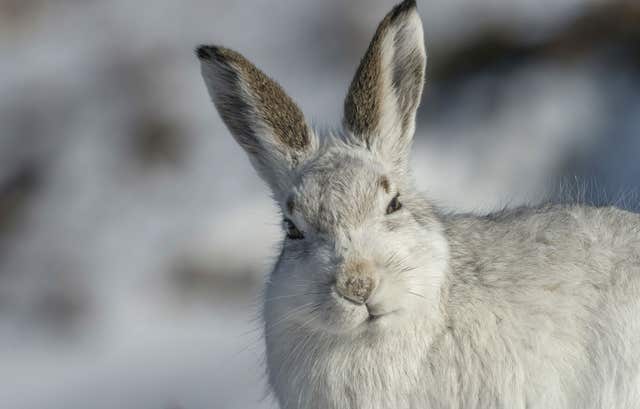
[198,2,640,408]
[264,198,640,409]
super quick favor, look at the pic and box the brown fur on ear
[343,0,425,154]
[197,45,310,155]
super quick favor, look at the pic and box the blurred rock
[169,254,261,305]
[32,272,90,336]
[0,162,41,236]
[132,117,185,168]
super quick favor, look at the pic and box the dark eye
[284,219,304,240]
[386,194,402,215]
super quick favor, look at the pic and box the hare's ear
[197,45,316,193]
[343,0,425,169]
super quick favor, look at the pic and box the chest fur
[266,323,593,409]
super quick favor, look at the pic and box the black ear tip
[195,45,220,61]
[391,0,417,19]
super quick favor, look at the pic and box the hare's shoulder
[442,205,640,408]
[445,203,639,251]
[443,204,640,291]
[444,203,640,332]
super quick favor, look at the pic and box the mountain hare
[196,1,640,407]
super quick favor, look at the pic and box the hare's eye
[284,219,304,240]
[386,194,402,215]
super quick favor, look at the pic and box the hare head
[197,0,449,336]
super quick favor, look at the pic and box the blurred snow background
[0,0,638,408]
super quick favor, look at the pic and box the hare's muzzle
[335,261,377,304]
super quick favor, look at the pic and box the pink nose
[336,275,375,304]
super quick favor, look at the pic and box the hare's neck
[267,320,445,409]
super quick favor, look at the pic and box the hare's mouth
[366,307,399,323]
[367,313,384,322]
[333,289,397,323]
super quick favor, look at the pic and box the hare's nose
[336,275,375,305]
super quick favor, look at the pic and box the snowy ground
[0,0,638,408]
